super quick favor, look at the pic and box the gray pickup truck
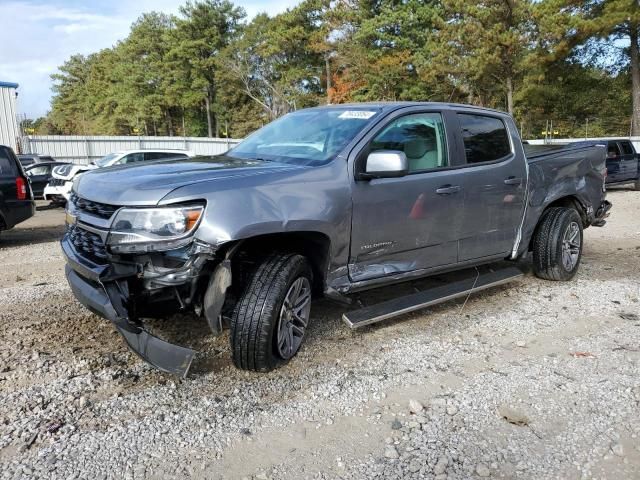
[62,103,611,376]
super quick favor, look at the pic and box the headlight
[107,205,204,253]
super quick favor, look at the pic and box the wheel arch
[218,231,331,295]
[527,195,588,252]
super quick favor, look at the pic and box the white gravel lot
[0,191,639,480]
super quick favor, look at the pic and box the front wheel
[532,207,583,281]
[230,253,313,372]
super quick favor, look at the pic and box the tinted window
[144,152,166,161]
[458,114,511,163]
[370,113,448,172]
[144,152,188,161]
[607,143,621,158]
[0,148,15,176]
[619,141,634,155]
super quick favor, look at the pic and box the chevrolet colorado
[62,103,611,376]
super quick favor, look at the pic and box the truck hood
[74,155,305,205]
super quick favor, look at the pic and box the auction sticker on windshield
[338,111,377,119]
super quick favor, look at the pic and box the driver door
[349,111,465,282]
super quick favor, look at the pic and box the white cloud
[0,0,301,118]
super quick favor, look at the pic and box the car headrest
[404,138,429,159]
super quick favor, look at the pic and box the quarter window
[458,114,511,164]
[370,113,448,172]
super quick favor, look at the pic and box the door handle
[503,176,523,186]
[435,185,461,195]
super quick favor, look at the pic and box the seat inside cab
[370,115,447,171]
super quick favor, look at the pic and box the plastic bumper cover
[62,237,196,377]
[44,182,73,201]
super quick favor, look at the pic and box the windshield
[228,107,382,166]
[94,153,121,167]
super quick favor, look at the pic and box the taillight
[16,177,27,200]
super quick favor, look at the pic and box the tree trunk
[630,24,640,136]
[326,56,332,104]
[204,95,213,138]
[506,76,514,115]
[166,111,174,137]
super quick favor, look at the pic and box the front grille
[48,178,66,187]
[70,193,119,220]
[68,225,108,264]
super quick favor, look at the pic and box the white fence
[527,136,640,151]
[20,135,242,165]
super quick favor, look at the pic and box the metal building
[0,81,19,152]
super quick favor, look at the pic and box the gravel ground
[0,191,639,480]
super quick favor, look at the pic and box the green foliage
[47,0,638,139]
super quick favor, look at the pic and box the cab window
[369,113,448,172]
[607,143,621,158]
[119,152,145,164]
[619,141,634,155]
[458,114,511,164]
[26,165,50,176]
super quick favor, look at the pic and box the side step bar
[342,265,524,329]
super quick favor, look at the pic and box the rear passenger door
[605,141,624,183]
[455,113,527,261]
[618,140,638,181]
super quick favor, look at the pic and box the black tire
[532,207,583,281]
[634,178,640,191]
[230,253,313,372]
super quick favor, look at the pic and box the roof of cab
[310,101,509,116]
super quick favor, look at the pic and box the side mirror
[363,150,408,179]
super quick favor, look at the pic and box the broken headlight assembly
[107,204,205,254]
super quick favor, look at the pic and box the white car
[43,149,195,203]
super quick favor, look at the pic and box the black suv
[0,145,35,236]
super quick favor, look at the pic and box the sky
[0,0,301,119]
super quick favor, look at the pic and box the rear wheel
[230,253,313,372]
[532,207,583,281]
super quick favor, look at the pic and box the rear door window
[457,114,511,164]
[619,141,634,155]
[144,152,166,161]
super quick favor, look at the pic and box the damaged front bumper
[62,236,228,377]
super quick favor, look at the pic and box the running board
[342,265,524,329]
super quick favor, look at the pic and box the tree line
[35,0,640,140]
